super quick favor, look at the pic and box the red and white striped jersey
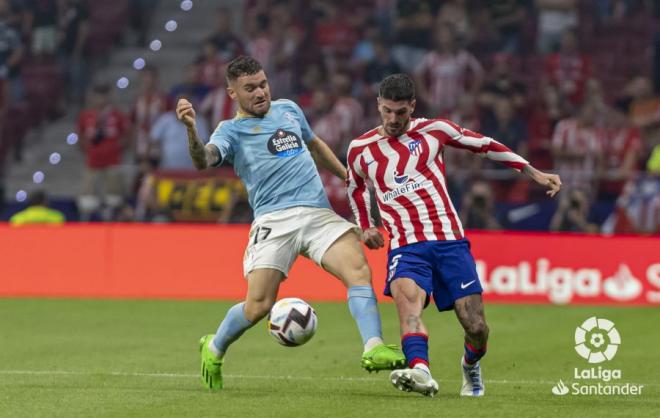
[346,118,529,249]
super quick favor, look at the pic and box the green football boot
[199,334,223,390]
[361,343,406,372]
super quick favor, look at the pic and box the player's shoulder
[212,118,238,139]
[347,127,382,157]
[352,127,381,143]
[271,98,302,113]
[411,117,461,134]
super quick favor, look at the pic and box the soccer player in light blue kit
[176,56,405,390]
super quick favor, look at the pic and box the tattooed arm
[176,98,221,170]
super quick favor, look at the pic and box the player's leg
[431,239,487,397]
[388,277,439,397]
[200,268,284,390]
[454,293,489,397]
[319,230,405,371]
[455,294,489,361]
[200,209,296,390]
[212,268,285,354]
[433,240,488,396]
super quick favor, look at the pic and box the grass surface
[0,299,658,417]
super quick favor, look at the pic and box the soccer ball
[267,298,318,347]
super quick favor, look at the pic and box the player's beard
[385,119,409,137]
[249,98,270,117]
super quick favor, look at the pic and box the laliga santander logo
[551,316,643,397]
[574,317,621,363]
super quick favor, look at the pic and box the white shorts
[243,206,359,277]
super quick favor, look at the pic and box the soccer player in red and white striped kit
[347,74,561,397]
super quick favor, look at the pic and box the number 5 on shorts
[388,254,402,282]
[253,226,272,244]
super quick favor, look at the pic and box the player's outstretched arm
[439,120,561,197]
[307,137,348,181]
[522,165,562,197]
[176,98,220,170]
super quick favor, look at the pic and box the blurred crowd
[0,0,143,207]
[2,0,660,234]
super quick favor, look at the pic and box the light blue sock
[347,285,383,345]
[212,302,254,356]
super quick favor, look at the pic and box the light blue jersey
[208,99,331,218]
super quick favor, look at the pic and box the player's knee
[393,290,415,308]
[392,280,422,305]
[244,299,274,322]
[466,319,489,340]
[353,262,372,284]
[341,259,372,287]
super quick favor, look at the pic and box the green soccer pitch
[0,299,657,418]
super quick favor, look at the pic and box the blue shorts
[384,239,483,311]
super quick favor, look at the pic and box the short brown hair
[226,56,263,82]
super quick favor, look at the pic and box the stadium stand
[1,0,658,234]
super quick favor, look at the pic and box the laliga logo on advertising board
[475,259,660,304]
[551,317,645,396]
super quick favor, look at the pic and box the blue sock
[212,302,253,356]
[402,333,429,368]
[347,285,383,345]
[464,342,487,365]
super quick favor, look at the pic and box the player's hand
[176,98,196,129]
[527,166,562,197]
[363,227,385,250]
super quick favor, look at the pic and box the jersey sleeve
[346,144,374,230]
[286,100,316,143]
[208,121,235,166]
[432,119,529,172]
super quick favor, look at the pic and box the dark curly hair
[379,74,415,102]
[226,56,264,82]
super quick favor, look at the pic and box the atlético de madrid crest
[408,139,422,155]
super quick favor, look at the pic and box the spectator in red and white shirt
[551,100,603,192]
[131,65,167,164]
[544,28,592,107]
[200,86,238,129]
[77,84,130,220]
[314,2,359,55]
[245,13,273,74]
[198,40,227,89]
[309,88,343,153]
[598,101,642,199]
[331,72,365,143]
[415,26,484,117]
[527,84,567,170]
